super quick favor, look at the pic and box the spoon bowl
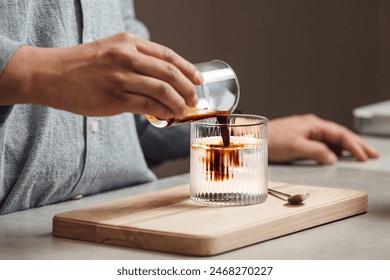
[268,188,310,204]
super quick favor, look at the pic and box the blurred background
[134,0,390,177]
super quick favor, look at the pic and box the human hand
[268,114,379,164]
[0,33,203,119]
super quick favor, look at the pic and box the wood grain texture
[52,182,367,256]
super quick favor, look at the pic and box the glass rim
[192,114,268,127]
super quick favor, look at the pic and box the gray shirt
[0,0,190,215]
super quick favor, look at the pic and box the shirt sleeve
[134,114,190,166]
[0,35,23,74]
[120,0,150,40]
[0,36,23,120]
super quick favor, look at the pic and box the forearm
[0,36,29,105]
[0,45,69,107]
[0,46,35,105]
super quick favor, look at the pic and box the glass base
[190,192,268,206]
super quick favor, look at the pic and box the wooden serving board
[53,182,367,256]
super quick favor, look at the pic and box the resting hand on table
[268,114,379,164]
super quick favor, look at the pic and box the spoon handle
[268,188,292,198]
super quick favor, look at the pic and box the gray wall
[134,0,390,178]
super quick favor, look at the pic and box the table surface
[1,136,389,260]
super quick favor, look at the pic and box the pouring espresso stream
[216,116,230,147]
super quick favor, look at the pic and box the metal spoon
[268,188,310,204]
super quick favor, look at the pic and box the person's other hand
[268,114,379,164]
[0,33,203,119]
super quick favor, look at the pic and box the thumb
[296,138,338,164]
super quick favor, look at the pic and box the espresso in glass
[190,114,268,206]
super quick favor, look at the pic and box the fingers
[135,38,204,85]
[130,52,198,107]
[268,114,379,164]
[100,33,202,113]
[128,36,203,109]
[114,92,174,120]
[120,72,188,118]
[361,142,380,158]
[317,119,379,161]
[128,95,172,119]
[294,138,338,164]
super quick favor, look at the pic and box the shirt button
[91,120,99,133]
[72,194,83,200]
